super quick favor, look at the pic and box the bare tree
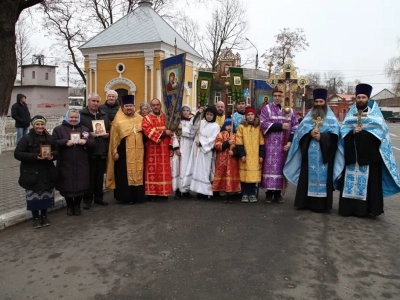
[15,13,36,85]
[385,39,400,96]
[173,12,201,51]
[305,72,323,89]
[323,71,344,94]
[262,28,309,72]
[41,1,88,84]
[200,0,248,72]
[0,0,44,116]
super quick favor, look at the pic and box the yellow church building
[79,0,203,110]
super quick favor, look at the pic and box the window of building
[45,73,49,80]
[215,92,221,103]
[228,95,232,105]
[32,71,35,79]
[22,69,24,78]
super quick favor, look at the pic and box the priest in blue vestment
[336,83,400,217]
[284,89,344,212]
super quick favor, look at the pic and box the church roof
[80,1,201,58]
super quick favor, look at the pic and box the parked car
[387,116,400,123]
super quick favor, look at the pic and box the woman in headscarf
[52,109,95,216]
[14,115,59,229]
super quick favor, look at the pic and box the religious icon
[166,71,179,92]
[221,63,231,77]
[40,145,52,158]
[201,80,208,90]
[234,76,241,86]
[263,96,269,103]
[285,63,292,71]
[70,132,80,144]
[92,120,106,136]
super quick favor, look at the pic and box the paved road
[0,123,400,299]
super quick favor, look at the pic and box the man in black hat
[106,95,145,204]
[11,93,31,144]
[336,83,400,217]
[284,89,343,212]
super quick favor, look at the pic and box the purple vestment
[260,103,298,190]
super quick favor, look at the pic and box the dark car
[387,116,400,123]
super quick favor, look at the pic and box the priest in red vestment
[142,98,173,200]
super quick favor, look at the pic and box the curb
[0,195,65,230]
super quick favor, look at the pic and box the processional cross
[353,109,367,128]
[313,116,324,133]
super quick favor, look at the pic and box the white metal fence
[0,116,64,154]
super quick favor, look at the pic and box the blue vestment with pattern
[284,107,344,197]
[337,100,400,198]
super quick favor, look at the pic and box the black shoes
[74,205,81,216]
[94,200,109,206]
[67,207,74,216]
[41,216,51,227]
[33,218,42,229]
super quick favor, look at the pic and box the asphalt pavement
[0,123,400,299]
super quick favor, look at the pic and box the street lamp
[246,37,258,71]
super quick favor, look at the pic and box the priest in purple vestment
[260,87,299,203]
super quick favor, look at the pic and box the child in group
[212,118,241,203]
[236,107,265,203]
[183,106,220,199]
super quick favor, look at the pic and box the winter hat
[245,107,256,116]
[31,115,47,125]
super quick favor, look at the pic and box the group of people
[13,83,400,229]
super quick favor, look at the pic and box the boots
[274,191,284,203]
[265,190,273,204]
[74,198,82,216]
[174,190,182,199]
[66,197,74,216]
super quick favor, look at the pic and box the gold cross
[313,116,324,132]
[132,125,137,134]
[353,109,367,128]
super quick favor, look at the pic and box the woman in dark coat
[14,115,59,229]
[52,109,95,216]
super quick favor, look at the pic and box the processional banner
[229,67,244,104]
[161,53,186,131]
[197,71,214,107]
[254,80,273,112]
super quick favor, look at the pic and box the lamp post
[245,37,258,71]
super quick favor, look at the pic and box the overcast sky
[187,0,400,95]
[29,0,400,96]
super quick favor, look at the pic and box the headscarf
[64,108,81,125]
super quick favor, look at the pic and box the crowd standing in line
[14,83,400,228]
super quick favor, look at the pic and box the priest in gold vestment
[106,95,145,204]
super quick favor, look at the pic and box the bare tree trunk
[0,2,19,116]
[0,0,43,116]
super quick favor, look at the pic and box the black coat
[99,102,120,122]
[52,121,96,195]
[14,129,59,191]
[11,101,31,128]
[79,107,110,158]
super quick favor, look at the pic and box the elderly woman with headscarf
[139,102,151,117]
[99,90,120,123]
[14,115,59,229]
[52,109,95,216]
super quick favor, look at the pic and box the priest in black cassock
[283,88,344,212]
[336,83,400,217]
[106,95,145,204]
